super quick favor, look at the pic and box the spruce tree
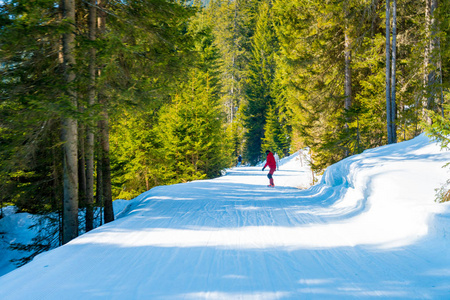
[110,109,163,199]
[261,105,283,156]
[94,0,195,220]
[272,0,429,170]
[243,1,277,165]
[204,0,257,158]
[61,0,79,244]
[158,72,229,183]
[0,1,64,215]
[108,1,228,198]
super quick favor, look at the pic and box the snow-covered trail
[1,135,450,299]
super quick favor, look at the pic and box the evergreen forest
[1,0,449,246]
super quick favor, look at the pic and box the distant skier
[237,155,242,167]
[262,150,277,187]
[274,152,280,170]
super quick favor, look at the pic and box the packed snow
[1,134,450,299]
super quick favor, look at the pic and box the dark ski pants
[267,168,275,186]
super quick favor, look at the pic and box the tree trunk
[61,0,78,244]
[96,138,103,225]
[344,10,353,156]
[85,0,97,232]
[344,31,352,112]
[427,0,442,118]
[433,0,444,118]
[100,111,114,223]
[423,0,432,124]
[78,124,87,208]
[145,167,150,191]
[371,0,379,37]
[97,0,114,224]
[438,37,444,117]
[385,0,393,144]
[343,0,352,114]
[390,0,397,143]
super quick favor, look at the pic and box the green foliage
[202,0,259,161]
[110,71,232,199]
[206,0,256,118]
[110,110,164,199]
[93,0,196,109]
[157,72,231,184]
[0,0,64,213]
[272,0,350,169]
[425,104,450,149]
[108,4,232,198]
[425,104,450,203]
[261,105,287,158]
[243,1,277,165]
[271,0,435,171]
[2,0,449,212]
[437,0,450,96]
[435,180,450,203]
[0,0,199,207]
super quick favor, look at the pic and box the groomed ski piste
[1,134,450,299]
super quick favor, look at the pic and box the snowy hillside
[1,134,450,299]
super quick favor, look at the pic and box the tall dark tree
[0,1,64,216]
[85,0,97,232]
[386,0,397,144]
[424,0,443,121]
[61,0,79,244]
[390,0,397,143]
[96,0,114,224]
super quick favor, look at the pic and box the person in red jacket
[262,150,277,187]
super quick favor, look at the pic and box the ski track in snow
[1,134,450,299]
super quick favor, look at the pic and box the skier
[262,150,277,187]
[237,155,242,167]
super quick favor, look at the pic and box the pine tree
[273,0,354,169]
[1,0,196,227]
[94,0,196,221]
[61,0,79,244]
[438,0,450,99]
[206,0,254,123]
[0,1,64,216]
[386,0,398,144]
[163,3,231,179]
[261,105,283,156]
[271,0,432,170]
[158,72,229,183]
[85,0,97,232]
[203,0,259,160]
[110,109,164,199]
[243,0,277,165]
[108,2,229,197]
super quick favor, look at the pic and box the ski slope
[1,134,450,299]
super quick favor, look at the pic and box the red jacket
[264,152,277,170]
